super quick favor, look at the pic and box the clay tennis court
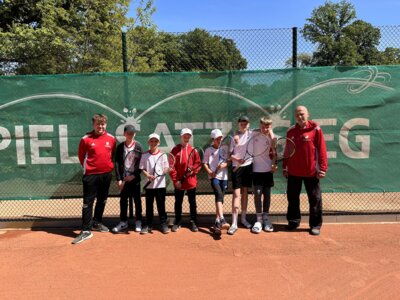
[1,222,399,299]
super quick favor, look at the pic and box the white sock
[232,212,238,227]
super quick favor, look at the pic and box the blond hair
[260,116,272,125]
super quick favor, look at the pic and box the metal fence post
[292,27,298,68]
[122,31,128,72]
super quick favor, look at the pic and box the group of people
[72,105,328,245]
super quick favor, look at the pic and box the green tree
[301,0,385,66]
[342,20,381,64]
[379,47,400,65]
[1,0,247,75]
[0,0,160,75]
[285,53,315,68]
[160,28,247,72]
[123,0,165,72]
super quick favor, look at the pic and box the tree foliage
[0,0,132,75]
[160,29,247,72]
[0,0,247,75]
[301,0,400,67]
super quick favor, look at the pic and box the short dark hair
[92,114,107,124]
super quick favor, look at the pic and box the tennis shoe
[213,221,221,235]
[190,220,199,232]
[251,221,262,234]
[310,228,321,236]
[285,222,299,231]
[161,223,170,234]
[140,225,152,234]
[220,218,230,230]
[263,220,274,232]
[92,222,109,232]
[135,220,142,232]
[111,221,128,233]
[240,219,252,229]
[214,220,221,229]
[227,225,238,235]
[171,223,181,232]
[72,231,93,244]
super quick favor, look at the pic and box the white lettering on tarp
[339,118,370,159]
[204,122,232,136]
[59,125,79,164]
[0,119,372,165]
[0,126,11,150]
[15,126,26,165]
[153,123,175,153]
[29,125,57,164]
[314,118,337,158]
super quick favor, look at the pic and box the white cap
[180,128,193,136]
[148,133,160,141]
[210,129,223,139]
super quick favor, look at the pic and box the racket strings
[153,153,174,176]
[124,151,136,174]
[276,138,295,160]
[247,134,271,157]
[218,144,230,161]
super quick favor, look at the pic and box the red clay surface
[1,223,400,300]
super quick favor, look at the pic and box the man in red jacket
[169,128,202,232]
[283,106,328,236]
[72,114,116,244]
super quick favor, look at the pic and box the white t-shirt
[251,132,273,173]
[232,129,253,167]
[139,150,168,189]
[203,146,228,180]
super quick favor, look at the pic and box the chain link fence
[1,26,400,225]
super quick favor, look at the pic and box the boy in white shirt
[203,129,230,234]
[251,117,276,233]
[139,133,170,234]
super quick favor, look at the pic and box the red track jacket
[169,144,201,190]
[78,130,116,175]
[283,120,328,177]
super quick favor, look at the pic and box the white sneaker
[251,221,262,234]
[227,225,238,235]
[241,219,252,229]
[112,221,128,233]
[263,219,274,232]
[135,220,142,232]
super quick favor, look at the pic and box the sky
[128,0,400,32]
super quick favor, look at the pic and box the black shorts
[252,172,274,187]
[231,164,253,189]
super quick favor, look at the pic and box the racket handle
[232,165,240,173]
[143,180,151,190]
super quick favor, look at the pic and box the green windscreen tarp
[1,66,399,199]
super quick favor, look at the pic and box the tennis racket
[180,147,204,183]
[143,153,176,190]
[123,148,142,178]
[232,132,271,172]
[271,137,296,169]
[214,135,234,172]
